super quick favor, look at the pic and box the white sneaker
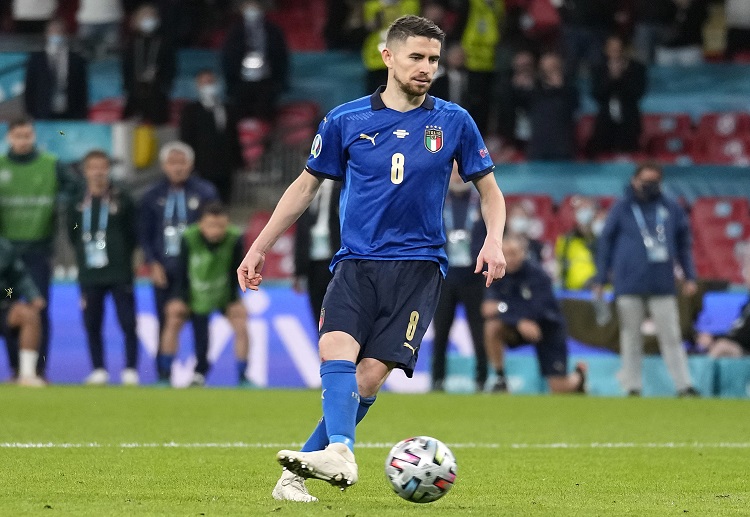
[85,368,109,385]
[189,372,206,387]
[121,368,140,386]
[271,469,319,502]
[276,443,358,490]
[17,375,46,387]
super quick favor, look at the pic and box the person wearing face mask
[505,201,545,265]
[430,163,489,393]
[122,3,176,125]
[592,163,699,397]
[24,19,89,120]
[221,0,289,121]
[179,70,242,204]
[138,142,219,385]
[555,196,599,290]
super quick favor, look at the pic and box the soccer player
[237,15,507,502]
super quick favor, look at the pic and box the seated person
[482,234,586,394]
[555,196,599,290]
[697,300,750,358]
[0,237,46,386]
[158,202,252,387]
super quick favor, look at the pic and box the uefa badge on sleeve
[424,126,443,153]
[319,308,325,331]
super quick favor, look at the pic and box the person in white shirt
[12,0,57,34]
[77,0,124,59]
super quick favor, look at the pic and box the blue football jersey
[306,87,495,276]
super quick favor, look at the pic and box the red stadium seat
[647,132,694,163]
[641,113,692,145]
[696,112,750,139]
[276,101,320,130]
[242,211,296,279]
[87,97,124,123]
[505,194,557,243]
[690,197,750,225]
[698,135,750,165]
[242,144,265,168]
[575,114,596,154]
[237,118,273,146]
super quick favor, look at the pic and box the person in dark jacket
[24,19,89,120]
[138,141,219,380]
[68,150,140,386]
[179,69,242,204]
[482,234,587,393]
[221,0,289,121]
[586,35,647,158]
[431,164,489,393]
[293,179,341,326]
[654,0,708,66]
[559,0,616,78]
[632,0,676,64]
[592,163,698,397]
[0,236,46,387]
[122,3,177,125]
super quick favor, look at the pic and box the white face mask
[592,219,605,237]
[140,17,159,33]
[508,216,530,235]
[575,207,595,227]
[47,34,65,48]
[243,7,262,22]
[199,83,220,100]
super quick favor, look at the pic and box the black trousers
[81,283,139,370]
[306,260,333,326]
[191,313,211,376]
[20,251,51,375]
[431,268,488,386]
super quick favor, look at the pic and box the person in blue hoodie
[592,162,698,397]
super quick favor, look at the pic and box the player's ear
[382,46,394,68]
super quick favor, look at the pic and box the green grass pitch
[1,386,748,516]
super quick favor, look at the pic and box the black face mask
[638,181,661,201]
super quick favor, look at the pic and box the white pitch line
[2,442,750,449]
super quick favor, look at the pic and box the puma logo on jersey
[359,132,379,145]
[403,342,415,355]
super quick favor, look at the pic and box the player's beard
[394,71,432,97]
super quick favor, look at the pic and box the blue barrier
[0,283,746,397]
[0,121,113,163]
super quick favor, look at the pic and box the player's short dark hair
[634,161,664,178]
[8,115,34,131]
[200,200,228,219]
[386,15,445,46]
[83,149,111,164]
[194,68,216,79]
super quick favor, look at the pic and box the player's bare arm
[237,171,323,292]
[473,173,507,286]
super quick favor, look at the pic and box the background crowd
[0,0,748,393]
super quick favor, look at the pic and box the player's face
[161,150,193,184]
[84,156,110,190]
[502,239,527,273]
[199,214,229,243]
[7,124,36,155]
[385,36,441,97]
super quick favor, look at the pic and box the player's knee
[164,300,188,325]
[226,303,247,329]
[319,331,360,362]
[481,300,500,320]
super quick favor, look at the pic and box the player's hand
[476,240,507,288]
[150,262,168,289]
[517,319,542,343]
[682,280,698,297]
[31,297,46,311]
[237,248,265,292]
[591,283,604,300]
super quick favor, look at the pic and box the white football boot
[276,443,358,490]
[271,469,319,502]
[121,368,140,386]
[84,368,109,385]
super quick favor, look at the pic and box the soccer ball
[384,436,457,503]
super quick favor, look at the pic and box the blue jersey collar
[370,86,435,111]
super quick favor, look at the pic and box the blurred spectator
[506,200,546,264]
[138,142,219,380]
[179,69,242,204]
[555,196,599,290]
[221,0,289,121]
[431,164,488,393]
[160,201,251,387]
[0,116,79,378]
[592,163,698,397]
[361,0,420,93]
[67,150,139,387]
[324,0,367,51]
[76,0,124,60]
[455,0,505,135]
[586,34,646,158]
[0,236,46,387]
[482,234,587,393]
[12,0,57,34]
[428,44,468,104]
[159,0,233,48]
[496,48,536,150]
[558,0,616,78]
[725,0,750,60]
[631,0,675,64]
[293,179,341,327]
[24,19,88,120]
[696,301,750,358]
[654,0,708,66]
[524,51,578,160]
[122,3,177,125]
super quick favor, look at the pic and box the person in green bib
[0,116,80,378]
[159,201,251,387]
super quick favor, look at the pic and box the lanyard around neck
[165,190,187,225]
[82,197,109,240]
[631,203,666,243]
[444,192,479,233]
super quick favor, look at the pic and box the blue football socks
[320,360,358,451]
[157,354,174,380]
[301,394,377,452]
[236,360,248,382]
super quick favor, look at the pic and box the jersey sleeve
[455,111,494,182]
[305,114,346,181]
